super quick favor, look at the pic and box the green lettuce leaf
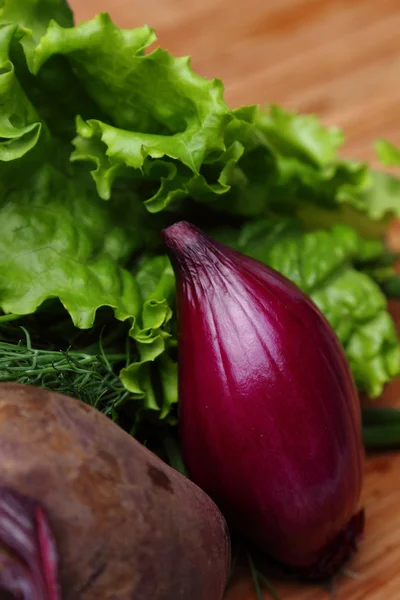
[120,255,178,418]
[0,0,399,423]
[0,23,44,166]
[0,6,178,417]
[0,160,141,327]
[375,139,400,166]
[0,0,73,38]
[0,153,176,412]
[257,105,344,167]
[0,0,110,141]
[350,171,400,223]
[24,12,231,202]
[254,109,400,232]
[7,2,400,230]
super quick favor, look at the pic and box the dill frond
[0,328,130,420]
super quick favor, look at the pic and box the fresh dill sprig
[0,328,130,419]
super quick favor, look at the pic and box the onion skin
[163,221,365,579]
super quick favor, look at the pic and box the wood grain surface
[70,1,400,598]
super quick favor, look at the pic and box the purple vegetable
[0,383,230,600]
[0,488,61,600]
[162,221,365,579]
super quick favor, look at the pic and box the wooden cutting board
[71,1,400,597]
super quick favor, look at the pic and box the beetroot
[0,383,230,599]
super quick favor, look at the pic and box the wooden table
[70,1,400,598]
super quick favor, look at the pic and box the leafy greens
[1,0,400,426]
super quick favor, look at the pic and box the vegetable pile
[1,0,400,597]
[1,0,400,435]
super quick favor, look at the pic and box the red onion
[162,221,364,579]
[0,488,61,599]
